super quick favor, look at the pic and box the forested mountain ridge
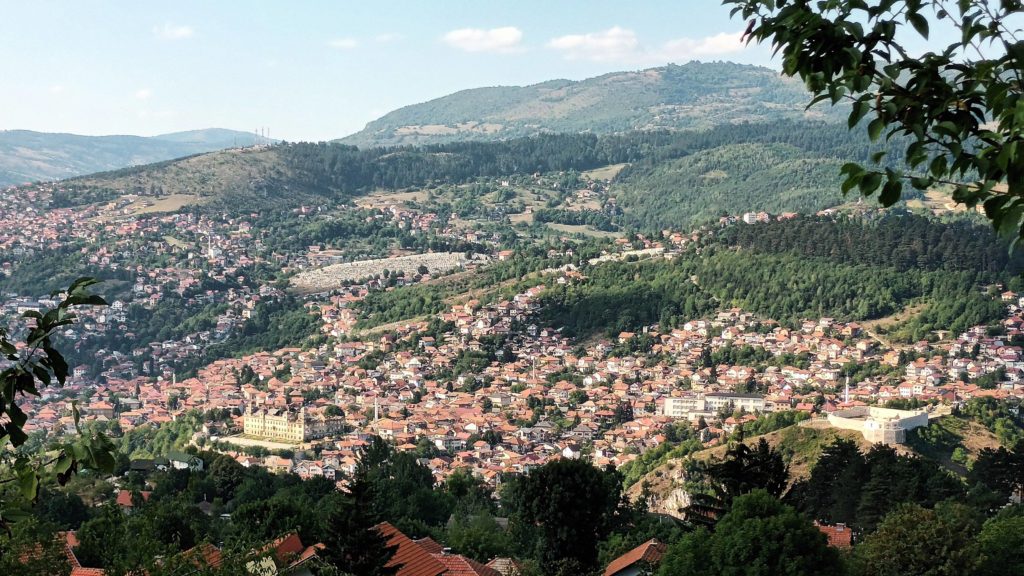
[0,128,268,188]
[53,120,893,223]
[339,62,838,147]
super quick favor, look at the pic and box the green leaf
[867,117,886,142]
[848,99,870,128]
[859,172,883,196]
[54,451,74,475]
[45,348,69,385]
[841,174,862,195]
[910,177,932,190]
[17,468,39,500]
[880,179,903,206]
[908,12,929,39]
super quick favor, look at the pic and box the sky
[0,0,793,141]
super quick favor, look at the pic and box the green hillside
[614,142,846,229]
[340,62,838,147]
[58,119,895,220]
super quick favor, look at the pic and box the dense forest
[536,213,1016,340]
[612,120,912,230]
[719,212,1023,275]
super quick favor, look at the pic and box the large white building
[243,406,345,443]
[663,392,769,419]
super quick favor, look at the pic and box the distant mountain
[0,128,269,187]
[152,128,270,147]
[339,61,838,148]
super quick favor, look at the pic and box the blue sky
[0,1,789,140]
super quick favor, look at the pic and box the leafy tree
[209,455,247,501]
[31,488,89,530]
[684,438,788,526]
[852,502,982,576]
[974,509,1024,576]
[318,492,397,576]
[348,436,454,534]
[503,459,626,574]
[726,0,1024,238]
[658,490,840,576]
[969,442,1024,504]
[75,503,168,573]
[793,440,964,534]
[446,510,513,563]
[0,279,113,550]
[796,438,866,526]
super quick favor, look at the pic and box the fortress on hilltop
[827,406,930,445]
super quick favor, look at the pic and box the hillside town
[5,179,1023,492]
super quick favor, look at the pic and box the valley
[2,54,1022,576]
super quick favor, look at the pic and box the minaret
[844,377,850,404]
[373,396,379,423]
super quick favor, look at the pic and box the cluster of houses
[4,179,1024,496]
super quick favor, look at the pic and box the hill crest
[339,61,837,148]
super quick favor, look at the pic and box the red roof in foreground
[70,568,107,576]
[375,522,447,576]
[816,522,853,548]
[486,558,521,576]
[265,532,306,563]
[434,553,501,576]
[415,537,445,554]
[603,539,667,576]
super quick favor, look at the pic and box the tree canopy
[727,0,1024,240]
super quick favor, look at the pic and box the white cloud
[374,33,401,43]
[154,23,194,40]
[135,88,153,100]
[547,26,639,62]
[442,26,523,53]
[49,84,66,95]
[547,27,747,63]
[659,31,745,60]
[328,37,359,49]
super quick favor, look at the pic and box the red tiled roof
[115,489,151,508]
[71,568,106,576]
[603,539,667,576]
[434,553,501,576]
[264,532,305,564]
[375,522,446,576]
[816,522,853,548]
[414,537,445,554]
[486,558,521,576]
[180,543,223,569]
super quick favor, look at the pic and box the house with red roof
[603,539,667,576]
[375,522,500,576]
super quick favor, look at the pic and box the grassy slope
[70,147,284,196]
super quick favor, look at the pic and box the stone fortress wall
[827,406,930,445]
